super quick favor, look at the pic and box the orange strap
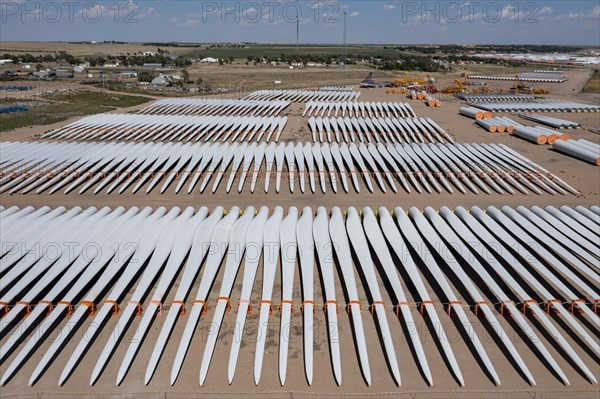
[0,302,9,316]
[150,300,163,316]
[38,300,54,315]
[194,300,208,315]
[238,299,252,315]
[569,299,585,314]
[301,300,316,315]
[545,299,561,314]
[323,300,339,314]
[58,301,73,316]
[172,300,186,315]
[394,301,410,317]
[346,300,362,314]
[370,301,385,315]
[217,296,232,312]
[261,300,273,316]
[129,301,142,316]
[81,301,96,316]
[104,300,119,316]
[419,300,435,315]
[16,301,31,316]
[522,299,538,315]
[593,299,600,314]
[279,300,294,314]
[473,301,488,317]
[447,301,462,316]
[499,300,514,316]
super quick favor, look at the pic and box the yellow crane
[443,79,468,94]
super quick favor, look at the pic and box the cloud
[182,19,200,27]
[138,6,157,19]
[555,5,599,21]
[384,4,396,10]
[497,4,553,22]
[348,11,359,17]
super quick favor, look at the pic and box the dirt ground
[0,67,599,399]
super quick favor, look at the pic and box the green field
[582,70,600,93]
[181,45,401,60]
[0,91,150,132]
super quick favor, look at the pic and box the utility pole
[343,11,347,69]
[296,15,299,67]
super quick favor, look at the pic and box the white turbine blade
[313,208,342,385]
[227,207,270,384]
[90,208,199,385]
[297,207,314,385]
[170,208,239,385]
[198,207,255,385]
[380,207,463,386]
[278,207,298,386]
[115,209,207,385]
[143,209,231,382]
[253,207,283,385]
[408,208,500,385]
[346,208,400,386]
[362,208,432,386]
[329,208,371,385]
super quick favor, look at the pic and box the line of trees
[242,52,448,72]
[2,51,192,68]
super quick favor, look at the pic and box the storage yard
[0,61,599,399]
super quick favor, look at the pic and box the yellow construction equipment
[510,74,550,95]
[386,88,409,94]
[532,88,550,94]
[443,79,468,94]
[460,72,471,85]
[392,74,426,87]
[424,74,438,93]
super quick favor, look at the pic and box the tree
[36,63,44,71]
[181,69,190,83]
[228,56,235,64]
[196,77,203,86]
[138,71,155,83]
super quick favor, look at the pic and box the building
[143,63,163,69]
[55,70,74,78]
[151,73,173,86]
[120,71,138,79]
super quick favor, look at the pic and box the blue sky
[1,1,599,45]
